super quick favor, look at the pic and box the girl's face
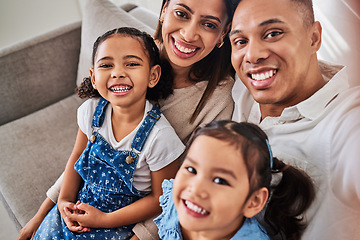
[90,35,160,109]
[173,135,252,239]
[160,0,229,69]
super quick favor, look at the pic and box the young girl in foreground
[154,120,315,240]
[33,27,184,239]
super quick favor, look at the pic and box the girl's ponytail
[265,158,315,240]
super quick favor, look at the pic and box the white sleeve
[330,105,360,209]
[77,98,97,138]
[145,125,185,172]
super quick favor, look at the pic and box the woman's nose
[180,20,199,42]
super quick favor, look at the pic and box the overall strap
[92,97,109,128]
[131,105,162,152]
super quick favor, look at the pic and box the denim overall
[33,98,161,240]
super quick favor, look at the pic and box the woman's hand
[66,202,108,229]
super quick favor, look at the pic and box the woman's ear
[160,1,168,20]
[243,187,269,218]
[219,23,231,44]
[148,65,161,88]
[89,68,96,89]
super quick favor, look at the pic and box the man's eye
[186,166,196,174]
[265,31,283,39]
[213,177,229,186]
[231,38,247,47]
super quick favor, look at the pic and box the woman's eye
[186,166,196,174]
[203,22,217,30]
[213,177,229,186]
[175,10,187,19]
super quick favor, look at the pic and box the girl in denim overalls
[33,27,184,240]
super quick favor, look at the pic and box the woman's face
[160,0,229,69]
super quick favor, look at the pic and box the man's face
[230,0,320,113]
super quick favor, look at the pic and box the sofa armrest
[0,21,81,126]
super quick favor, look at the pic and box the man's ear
[243,187,269,218]
[310,21,322,53]
[148,65,161,88]
[89,68,96,89]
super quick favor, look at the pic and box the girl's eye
[265,31,283,39]
[213,177,230,186]
[99,63,112,68]
[127,62,140,67]
[186,166,197,174]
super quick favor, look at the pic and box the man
[229,0,360,239]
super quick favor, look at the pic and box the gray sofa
[0,1,158,231]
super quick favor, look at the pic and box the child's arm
[17,197,55,240]
[57,128,88,232]
[67,159,179,229]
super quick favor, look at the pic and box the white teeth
[185,200,208,215]
[110,86,131,93]
[174,41,196,54]
[251,70,277,81]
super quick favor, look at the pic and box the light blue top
[154,179,271,240]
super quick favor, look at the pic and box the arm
[17,198,55,240]
[57,128,88,231]
[68,159,179,228]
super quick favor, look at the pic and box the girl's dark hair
[186,120,315,240]
[76,27,173,102]
[154,0,239,123]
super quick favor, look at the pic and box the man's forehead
[231,0,298,30]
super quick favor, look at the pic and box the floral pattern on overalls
[33,97,161,240]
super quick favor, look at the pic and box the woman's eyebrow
[176,3,222,23]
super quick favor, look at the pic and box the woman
[17,0,238,239]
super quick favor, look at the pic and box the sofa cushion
[76,0,157,86]
[0,95,83,230]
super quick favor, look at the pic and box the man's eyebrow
[229,18,285,37]
[229,29,241,37]
[259,18,285,27]
[177,3,221,23]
